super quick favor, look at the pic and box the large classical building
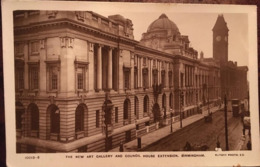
[14,11,244,153]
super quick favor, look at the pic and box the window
[153,69,158,85]
[142,68,148,88]
[75,105,84,132]
[115,107,118,123]
[77,73,83,89]
[96,110,100,128]
[15,67,24,90]
[29,66,39,90]
[30,41,39,54]
[48,66,59,91]
[143,95,149,115]
[161,71,165,88]
[124,68,130,89]
[134,68,138,89]
[76,68,84,90]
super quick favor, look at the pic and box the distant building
[212,14,248,100]
[14,11,244,153]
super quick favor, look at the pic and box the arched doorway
[152,103,160,123]
[47,104,60,141]
[75,104,87,132]
[27,103,39,137]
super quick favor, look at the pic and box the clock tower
[213,14,229,66]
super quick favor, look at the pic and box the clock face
[216,36,221,42]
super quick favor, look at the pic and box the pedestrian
[247,140,251,150]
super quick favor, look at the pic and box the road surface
[142,110,249,151]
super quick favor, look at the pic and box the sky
[93,10,248,67]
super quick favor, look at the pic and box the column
[140,57,143,88]
[97,44,102,91]
[165,62,169,88]
[130,52,134,90]
[137,56,141,88]
[148,58,151,88]
[158,61,161,84]
[88,42,94,93]
[107,47,113,90]
[118,50,124,92]
[24,42,29,89]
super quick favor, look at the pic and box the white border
[2,1,259,167]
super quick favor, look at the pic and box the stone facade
[14,11,231,153]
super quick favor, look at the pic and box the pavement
[109,105,223,152]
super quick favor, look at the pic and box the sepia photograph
[2,1,259,167]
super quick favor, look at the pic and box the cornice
[14,18,138,47]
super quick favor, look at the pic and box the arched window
[169,93,173,109]
[134,96,139,119]
[49,105,60,134]
[28,103,39,131]
[143,95,149,114]
[75,104,85,132]
[16,102,24,130]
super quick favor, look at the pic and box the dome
[147,14,179,33]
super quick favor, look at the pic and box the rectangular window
[49,66,59,91]
[96,110,100,128]
[76,67,84,90]
[115,107,118,123]
[77,73,83,89]
[29,66,39,90]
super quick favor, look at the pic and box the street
[142,110,249,151]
